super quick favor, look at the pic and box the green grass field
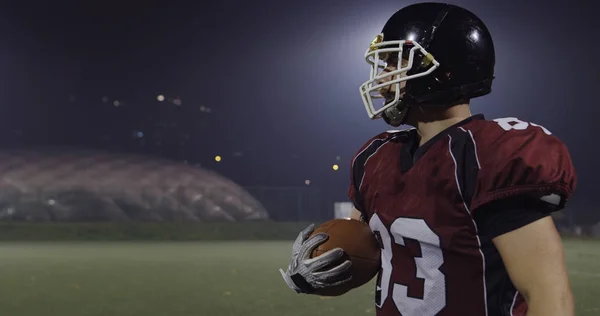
[0,239,597,316]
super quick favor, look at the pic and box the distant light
[113,100,121,107]
[332,164,339,171]
[199,106,206,112]
[157,95,165,102]
[205,107,212,113]
[215,155,222,162]
[101,96,109,103]
[407,33,416,41]
[47,199,56,205]
[136,131,144,138]
[336,156,341,161]
[305,180,311,185]
[470,30,479,42]
[173,98,182,106]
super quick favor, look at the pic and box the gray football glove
[279,223,352,294]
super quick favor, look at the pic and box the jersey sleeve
[348,141,373,221]
[348,131,399,221]
[471,120,577,212]
[473,195,556,240]
[347,172,364,220]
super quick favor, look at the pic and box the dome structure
[0,149,269,222]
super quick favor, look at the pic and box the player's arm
[348,133,393,224]
[475,196,574,316]
[493,216,574,316]
[349,207,365,222]
[472,118,576,315]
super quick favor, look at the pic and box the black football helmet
[359,2,495,126]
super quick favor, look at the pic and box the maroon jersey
[348,115,576,316]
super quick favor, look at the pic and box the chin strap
[383,100,410,127]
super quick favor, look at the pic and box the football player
[280,2,576,316]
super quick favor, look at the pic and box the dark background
[0,0,597,222]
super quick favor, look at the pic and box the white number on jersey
[493,117,552,135]
[370,214,446,316]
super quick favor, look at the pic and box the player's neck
[415,104,472,147]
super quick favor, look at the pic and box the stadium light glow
[332,164,339,171]
[215,155,222,162]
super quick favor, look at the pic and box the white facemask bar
[359,39,440,119]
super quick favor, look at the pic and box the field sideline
[0,239,597,316]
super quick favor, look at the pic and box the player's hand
[279,223,352,294]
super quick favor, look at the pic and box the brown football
[309,218,381,296]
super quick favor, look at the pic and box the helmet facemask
[359,34,440,126]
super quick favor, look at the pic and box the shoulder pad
[469,117,576,209]
[347,128,412,219]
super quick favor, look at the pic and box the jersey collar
[400,114,485,172]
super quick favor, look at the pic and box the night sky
[0,0,597,220]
